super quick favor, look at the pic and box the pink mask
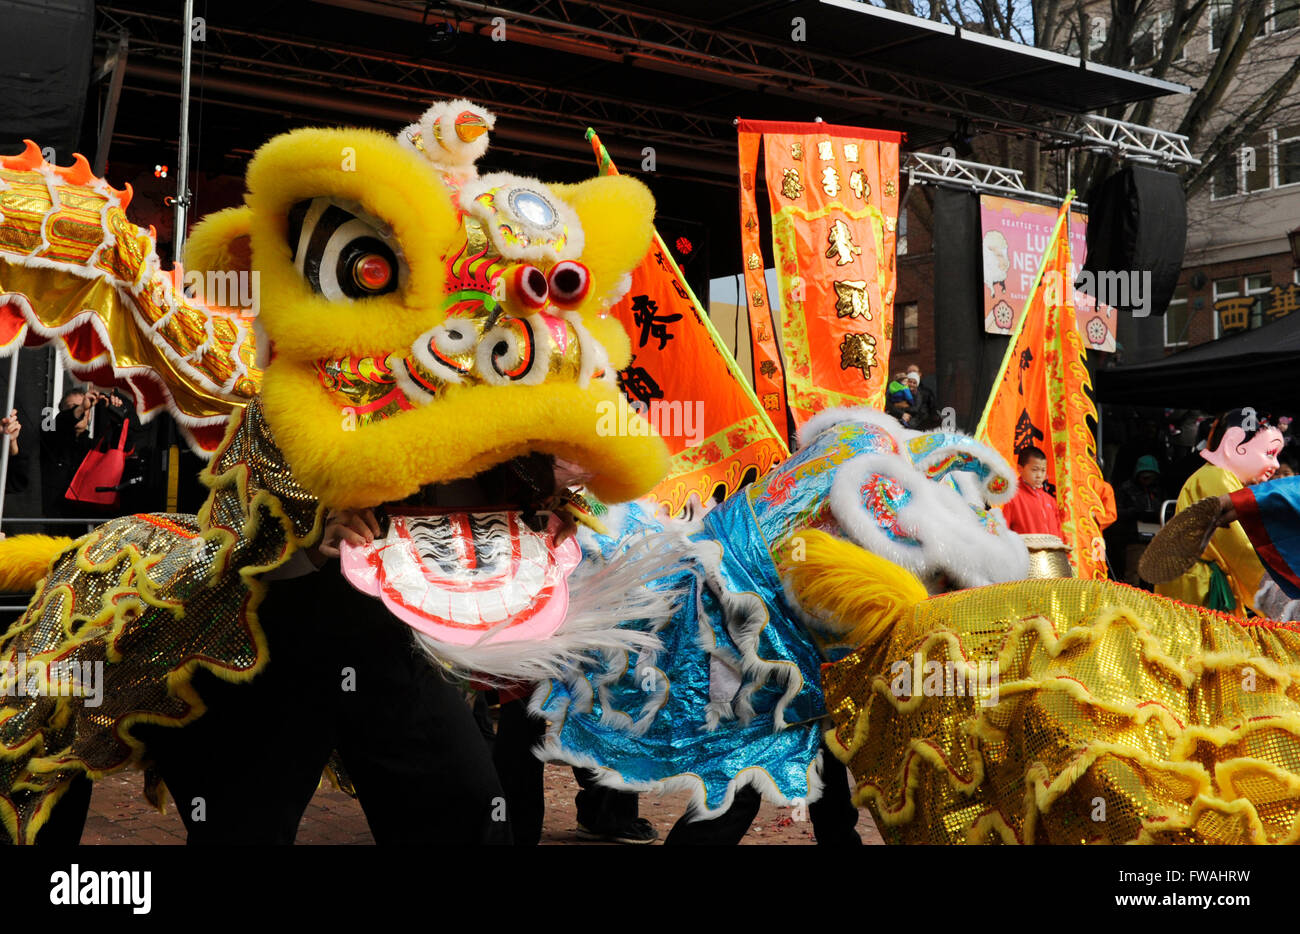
[1201,426,1284,484]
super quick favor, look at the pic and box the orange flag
[975,194,1108,579]
[587,130,788,514]
[737,120,903,430]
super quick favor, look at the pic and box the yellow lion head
[184,100,668,509]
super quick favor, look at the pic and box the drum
[1020,533,1074,578]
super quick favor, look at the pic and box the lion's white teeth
[476,591,510,624]
[419,585,451,620]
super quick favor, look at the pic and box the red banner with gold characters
[976,195,1108,580]
[737,120,902,430]
[737,130,791,440]
[587,129,788,514]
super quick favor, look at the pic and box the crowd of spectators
[0,385,203,539]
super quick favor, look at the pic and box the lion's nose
[414,313,546,387]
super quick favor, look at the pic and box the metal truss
[1071,113,1199,166]
[97,5,738,158]
[427,0,1096,144]
[98,0,1197,180]
[903,152,1079,206]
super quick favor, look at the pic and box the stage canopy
[1097,313,1300,414]
[83,0,1187,278]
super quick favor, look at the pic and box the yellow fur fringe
[0,535,74,593]
[780,529,928,654]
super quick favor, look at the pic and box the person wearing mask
[1153,408,1282,617]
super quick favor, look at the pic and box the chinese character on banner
[738,119,902,426]
[589,127,788,516]
[631,295,682,350]
[620,364,664,406]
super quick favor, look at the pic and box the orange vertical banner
[737,129,791,440]
[738,120,903,429]
[976,195,1107,579]
[588,130,788,514]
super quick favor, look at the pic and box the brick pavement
[81,764,883,845]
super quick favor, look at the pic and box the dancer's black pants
[492,698,639,845]
[60,562,512,845]
[664,739,861,845]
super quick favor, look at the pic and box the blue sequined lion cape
[533,408,1029,813]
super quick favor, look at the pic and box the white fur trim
[562,310,610,390]
[798,406,914,450]
[397,98,495,173]
[829,451,1029,589]
[410,529,687,684]
[527,724,827,817]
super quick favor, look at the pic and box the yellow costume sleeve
[1155,464,1266,616]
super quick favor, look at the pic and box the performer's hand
[314,508,381,560]
[1,409,20,455]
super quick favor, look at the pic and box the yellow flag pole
[974,192,1074,439]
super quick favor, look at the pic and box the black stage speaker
[932,187,1008,433]
[1079,165,1186,317]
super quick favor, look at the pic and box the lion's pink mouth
[340,510,582,646]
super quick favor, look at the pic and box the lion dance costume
[2,101,1300,845]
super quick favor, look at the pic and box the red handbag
[65,420,130,508]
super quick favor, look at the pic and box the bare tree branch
[1175,1,1270,148]
[1183,51,1300,197]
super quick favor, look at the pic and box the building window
[1274,0,1299,31]
[896,301,918,351]
[1280,125,1300,186]
[1244,131,1272,193]
[1211,126,1300,197]
[1209,0,1234,51]
[1211,150,1240,199]
[1212,1,1296,50]
[1164,283,1191,346]
[1213,277,1241,336]
[1132,11,1186,69]
[1246,273,1272,328]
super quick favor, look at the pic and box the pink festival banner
[979,194,1116,352]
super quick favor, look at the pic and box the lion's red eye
[512,265,549,309]
[548,261,590,306]
[352,253,393,292]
